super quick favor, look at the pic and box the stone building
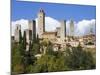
[24,29,32,51]
[56,27,61,38]
[42,32,57,42]
[38,9,45,38]
[28,20,36,40]
[14,9,76,51]
[70,19,74,36]
[25,29,32,44]
[60,20,66,43]
[13,8,95,53]
[14,24,21,42]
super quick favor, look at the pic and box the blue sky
[11,0,96,22]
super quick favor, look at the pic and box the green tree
[32,54,69,73]
[64,44,95,70]
[11,43,25,74]
[19,30,22,43]
[23,31,26,50]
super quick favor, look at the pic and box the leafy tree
[11,43,25,74]
[31,43,40,55]
[46,44,54,55]
[12,33,95,74]
[64,44,95,70]
[32,54,69,73]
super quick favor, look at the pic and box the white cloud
[35,16,60,32]
[11,17,96,36]
[65,19,96,36]
[11,19,28,36]
[12,17,60,36]
[45,17,60,31]
[75,19,96,36]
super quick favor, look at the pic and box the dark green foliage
[19,30,22,43]
[12,36,96,74]
[31,43,40,55]
[36,34,39,43]
[23,31,26,49]
[85,41,94,45]
[11,42,25,74]
[64,44,95,70]
[32,54,69,73]
[33,34,36,41]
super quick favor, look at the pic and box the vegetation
[85,41,94,45]
[11,34,96,74]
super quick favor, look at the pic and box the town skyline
[11,11,96,36]
[11,0,96,36]
[11,1,96,74]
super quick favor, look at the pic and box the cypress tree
[19,30,22,43]
[36,34,39,43]
[23,31,26,50]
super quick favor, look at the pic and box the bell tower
[38,8,45,38]
[70,19,74,36]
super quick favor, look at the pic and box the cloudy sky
[11,0,96,36]
[11,17,96,36]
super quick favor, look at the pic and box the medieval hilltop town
[12,9,96,58]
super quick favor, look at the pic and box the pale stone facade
[70,19,74,36]
[25,29,32,44]
[60,20,66,43]
[38,9,45,38]
[42,32,57,42]
[14,24,21,42]
[25,29,32,51]
[28,20,36,40]
[56,27,61,38]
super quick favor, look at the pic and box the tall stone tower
[60,20,66,42]
[14,24,21,42]
[90,25,93,34]
[56,27,61,38]
[38,8,45,38]
[28,20,36,40]
[70,19,74,36]
[24,29,32,51]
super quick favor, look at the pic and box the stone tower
[70,19,74,36]
[60,20,66,42]
[90,25,93,34]
[25,29,32,51]
[14,24,21,42]
[56,27,61,38]
[28,20,36,40]
[38,8,45,38]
